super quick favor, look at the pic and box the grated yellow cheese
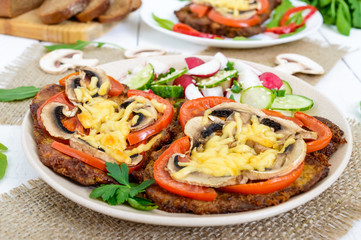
[173,114,295,179]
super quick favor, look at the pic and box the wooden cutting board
[0,9,117,43]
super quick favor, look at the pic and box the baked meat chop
[30,82,179,186]
[174,0,282,38]
[137,116,346,214]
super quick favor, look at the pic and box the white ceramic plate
[140,0,323,49]
[22,55,352,227]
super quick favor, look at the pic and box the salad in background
[121,52,314,113]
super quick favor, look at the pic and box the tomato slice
[153,136,217,201]
[207,9,261,28]
[108,76,124,96]
[190,3,210,18]
[36,91,76,130]
[59,72,79,86]
[262,109,304,127]
[257,0,269,14]
[294,112,332,153]
[126,90,174,145]
[219,161,304,194]
[179,96,235,129]
[51,141,107,172]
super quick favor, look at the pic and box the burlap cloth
[1,39,359,240]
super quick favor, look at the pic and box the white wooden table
[0,1,361,238]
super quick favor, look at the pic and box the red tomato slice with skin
[153,136,217,201]
[126,90,174,145]
[179,96,235,129]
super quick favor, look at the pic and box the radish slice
[173,74,194,89]
[185,57,205,70]
[201,86,223,97]
[259,72,283,90]
[185,84,203,100]
[214,52,228,69]
[188,59,221,77]
[235,61,262,90]
[147,59,169,75]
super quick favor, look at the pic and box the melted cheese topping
[173,114,295,179]
[193,0,259,17]
[76,95,164,164]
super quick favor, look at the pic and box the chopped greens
[231,80,242,94]
[90,163,157,210]
[0,86,41,102]
[0,142,8,179]
[267,0,294,28]
[225,61,235,71]
[44,40,124,52]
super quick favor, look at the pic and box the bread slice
[76,0,110,22]
[97,0,132,23]
[131,0,141,12]
[0,0,45,17]
[37,0,90,24]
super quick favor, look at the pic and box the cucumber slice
[127,63,154,90]
[150,85,184,98]
[270,94,314,111]
[196,70,238,88]
[152,68,187,85]
[279,80,293,94]
[241,86,275,109]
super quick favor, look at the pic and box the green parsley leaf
[0,144,8,180]
[0,86,41,102]
[106,162,130,187]
[157,67,175,79]
[349,0,361,27]
[90,163,157,210]
[231,80,242,94]
[44,40,124,52]
[128,197,158,210]
[336,0,352,35]
[152,13,175,31]
[225,61,235,71]
[229,94,236,101]
[267,0,294,28]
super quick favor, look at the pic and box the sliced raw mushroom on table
[274,53,324,75]
[39,49,98,74]
[124,46,166,58]
[40,102,78,139]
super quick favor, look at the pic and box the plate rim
[140,0,323,49]
[22,56,353,227]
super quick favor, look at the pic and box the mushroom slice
[40,102,78,140]
[39,49,98,74]
[242,139,307,180]
[184,116,224,146]
[124,46,166,59]
[65,74,83,104]
[166,153,248,187]
[70,138,117,163]
[274,53,324,75]
[79,67,111,96]
[70,138,143,166]
[129,98,158,131]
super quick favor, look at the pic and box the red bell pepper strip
[153,136,217,201]
[172,23,224,39]
[294,112,332,153]
[280,5,317,27]
[126,89,174,145]
[265,22,298,34]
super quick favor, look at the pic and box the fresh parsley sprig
[44,40,124,52]
[0,86,41,102]
[90,163,157,211]
[0,142,8,180]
